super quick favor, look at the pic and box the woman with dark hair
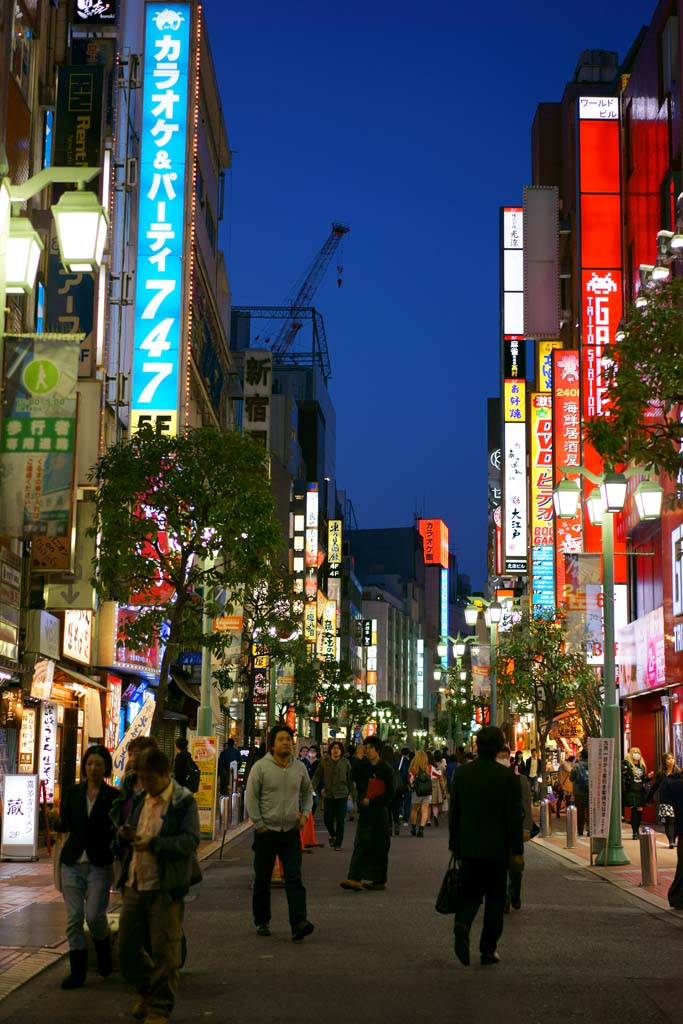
[311,740,352,850]
[57,743,117,990]
[648,751,681,849]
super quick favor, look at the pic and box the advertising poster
[0,335,80,539]
[588,737,614,840]
[191,735,218,839]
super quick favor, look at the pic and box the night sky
[209,0,648,590]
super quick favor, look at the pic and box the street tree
[584,277,683,486]
[495,609,601,768]
[90,425,284,732]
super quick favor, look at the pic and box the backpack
[186,758,201,794]
[414,770,432,797]
[571,760,589,795]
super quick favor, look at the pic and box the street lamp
[413,728,427,748]
[553,464,663,866]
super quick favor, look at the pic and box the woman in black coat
[57,744,117,989]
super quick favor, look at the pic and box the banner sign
[0,336,80,538]
[39,701,58,802]
[242,351,272,450]
[503,421,527,573]
[111,693,155,783]
[588,737,614,840]
[552,348,583,603]
[328,519,342,578]
[130,2,191,436]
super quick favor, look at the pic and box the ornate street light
[5,218,44,295]
[52,186,109,273]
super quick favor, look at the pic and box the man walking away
[658,772,683,908]
[245,724,314,940]
[117,748,201,1024]
[570,749,590,836]
[340,734,395,891]
[396,747,412,825]
[217,739,240,796]
[449,726,523,967]
[172,738,192,788]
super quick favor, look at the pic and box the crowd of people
[52,725,683,1022]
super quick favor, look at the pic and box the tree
[90,426,284,732]
[290,657,374,744]
[495,610,601,767]
[584,277,683,486]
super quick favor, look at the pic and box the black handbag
[435,854,462,915]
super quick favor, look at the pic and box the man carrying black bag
[448,726,523,967]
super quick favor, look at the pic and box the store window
[11,1,36,106]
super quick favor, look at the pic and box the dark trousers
[390,794,402,827]
[252,827,307,930]
[324,797,347,848]
[507,865,523,907]
[348,810,391,884]
[629,806,643,836]
[401,789,412,822]
[118,886,184,1018]
[454,858,508,957]
[574,792,589,835]
[668,838,683,908]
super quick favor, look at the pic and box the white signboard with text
[588,737,614,840]
[1,774,39,860]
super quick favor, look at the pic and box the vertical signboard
[130,2,192,436]
[39,701,58,803]
[530,393,555,612]
[487,399,502,578]
[523,185,560,338]
[191,735,218,839]
[503,422,527,574]
[578,95,625,579]
[502,207,524,335]
[242,351,272,450]
[416,638,424,710]
[537,340,562,393]
[304,483,319,644]
[1,776,39,861]
[552,348,583,604]
[418,519,449,568]
[328,519,342,578]
[0,336,80,541]
[18,707,36,773]
[588,736,614,840]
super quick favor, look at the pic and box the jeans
[401,789,412,822]
[252,827,308,930]
[118,886,184,1018]
[324,797,347,848]
[454,858,508,957]
[529,776,540,802]
[61,861,113,951]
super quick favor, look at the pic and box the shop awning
[170,667,200,702]
[54,665,107,691]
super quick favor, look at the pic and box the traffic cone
[301,812,321,849]
[272,857,284,886]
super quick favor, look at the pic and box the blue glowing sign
[130,2,191,435]
[532,544,555,615]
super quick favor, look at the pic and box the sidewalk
[535,812,682,915]
[0,820,251,1003]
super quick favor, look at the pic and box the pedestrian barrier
[565,803,577,848]
[639,827,658,886]
[540,798,552,838]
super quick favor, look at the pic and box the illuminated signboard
[130,3,191,435]
[63,609,93,665]
[530,394,553,546]
[532,545,555,613]
[39,701,58,803]
[328,520,342,578]
[416,638,424,709]
[418,519,449,568]
[243,352,272,450]
[504,379,526,423]
[0,775,39,860]
[72,0,118,25]
[578,95,624,576]
[440,568,449,668]
[503,422,527,573]
[537,340,562,393]
[502,207,524,335]
[18,707,36,774]
[552,348,582,603]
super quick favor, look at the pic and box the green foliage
[90,425,284,730]
[496,609,600,753]
[584,277,683,487]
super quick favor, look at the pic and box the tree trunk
[151,600,185,735]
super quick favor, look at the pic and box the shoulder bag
[435,854,462,915]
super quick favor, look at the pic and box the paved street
[1,818,683,1023]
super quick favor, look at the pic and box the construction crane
[271,222,349,356]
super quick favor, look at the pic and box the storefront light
[52,187,109,273]
[5,218,44,294]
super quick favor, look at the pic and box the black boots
[61,948,88,989]
[94,936,113,977]
[410,824,416,836]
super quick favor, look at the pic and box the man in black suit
[449,725,524,967]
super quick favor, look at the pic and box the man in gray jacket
[245,724,314,940]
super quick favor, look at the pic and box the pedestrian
[408,749,433,836]
[569,748,590,836]
[111,736,160,839]
[647,751,681,849]
[217,738,240,795]
[449,725,524,967]
[173,737,192,788]
[56,744,117,990]
[622,747,648,839]
[525,747,541,803]
[497,744,531,913]
[348,741,366,821]
[555,755,574,817]
[245,724,314,940]
[445,753,458,787]
[513,751,525,774]
[429,751,447,827]
[396,746,413,824]
[658,771,683,908]
[306,745,320,812]
[381,744,403,837]
[340,734,395,891]
[310,740,352,850]
[117,746,201,1024]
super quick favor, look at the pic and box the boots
[61,948,88,990]
[94,935,113,977]
[417,826,424,837]
[410,824,416,836]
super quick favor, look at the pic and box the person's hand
[118,824,136,842]
[132,833,152,851]
[256,826,269,833]
[509,853,524,871]
[361,797,370,807]
[297,812,307,830]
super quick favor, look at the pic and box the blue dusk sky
[208,0,649,590]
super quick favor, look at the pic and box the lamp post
[437,633,479,747]
[413,728,427,749]
[464,600,503,725]
[553,465,663,867]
